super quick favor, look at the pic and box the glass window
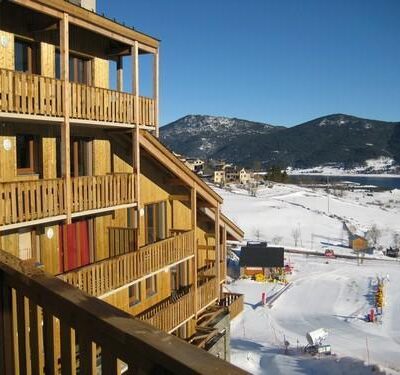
[129,283,141,307]
[145,202,167,245]
[55,52,91,84]
[15,39,39,74]
[17,135,36,174]
[145,275,157,298]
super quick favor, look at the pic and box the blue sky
[98,0,400,127]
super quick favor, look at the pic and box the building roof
[239,245,284,268]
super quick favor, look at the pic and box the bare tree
[272,235,283,245]
[367,224,381,247]
[291,227,301,247]
[253,228,263,241]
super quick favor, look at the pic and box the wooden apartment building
[0,0,244,371]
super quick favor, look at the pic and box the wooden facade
[0,0,244,370]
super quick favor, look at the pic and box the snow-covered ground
[227,255,400,374]
[216,182,400,373]
[217,184,400,251]
[288,157,399,176]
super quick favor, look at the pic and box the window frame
[14,38,40,74]
[145,275,157,298]
[128,283,141,307]
[16,134,38,175]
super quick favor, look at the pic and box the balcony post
[222,225,227,281]
[132,41,141,235]
[153,49,159,137]
[215,204,221,299]
[60,13,72,224]
[117,56,123,92]
[191,187,198,316]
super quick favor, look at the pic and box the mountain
[160,114,400,169]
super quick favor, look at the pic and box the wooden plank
[60,322,76,375]
[43,312,57,375]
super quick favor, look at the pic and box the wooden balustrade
[0,174,135,226]
[138,287,195,333]
[0,69,64,117]
[71,173,135,213]
[0,178,65,226]
[0,68,156,127]
[60,230,195,297]
[0,250,247,375]
[197,278,218,312]
[219,292,244,320]
[109,227,137,257]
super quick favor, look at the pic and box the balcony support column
[60,13,71,224]
[191,187,198,316]
[117,56,123,92]
[153,49,159,137]
[132,42,141,236]
[215,204,221,299]
[222,225,227,282]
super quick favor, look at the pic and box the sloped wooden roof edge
[140,131,223,206]
[221,213,244,241]
[11,0,160,48]
[201,208,244,242]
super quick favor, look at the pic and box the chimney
[68,0,96,12]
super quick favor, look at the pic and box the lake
[289,175,400,190]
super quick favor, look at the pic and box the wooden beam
[153,50,159,138]
[165,178,188,187]
[192,188,198,318]
[215,205,220,299]
[169,194,190,202]
[60,13,72,224]
[117,56,123,93]
[132,42,141,236]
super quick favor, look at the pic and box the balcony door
[145,201,166,245]
[71,137,92,177]
[59,220,90,273]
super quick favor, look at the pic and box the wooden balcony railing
[0,174,135,226]
[71,173,135,213]
[109,227,137,257]
[197,278,218,312]
[219,292,244,320]
[137,287,195,333]
[61,230,195,297]
[0,69,64,117]
[0,250,247,374]
[0,178,65,226]
[0,68,156,127]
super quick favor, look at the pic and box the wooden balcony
[0,178,65,226]
[197,278,218,312]
[219,292,244,320]
[0,174,135,227]
[71,173,135,214]
[0,68,156,127]
[60,230,195,297]
[137,287,195,333]
[0,250,247,374]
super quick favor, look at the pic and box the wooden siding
[0,31,14,70]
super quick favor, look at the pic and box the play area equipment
[304,328,331,355]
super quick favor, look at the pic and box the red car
[324,249,335,258]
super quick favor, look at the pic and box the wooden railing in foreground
[0,179,65,226]
[137,287,195,333]
[0,250,247,374]
[61,230,195,297]
[0,68,156,127]
[219,292,244,320]
[197,278,218,312]
[71,173,135,213]
[109,227,137,257]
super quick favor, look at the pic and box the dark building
[240,243,284,276]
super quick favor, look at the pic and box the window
[70,137,92,177]
[145,201,166,245]
[145,275,157,298]
[17,135,37,175]
[55,51,92,84]
[15,39,39,74]
[129,283,141,307]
